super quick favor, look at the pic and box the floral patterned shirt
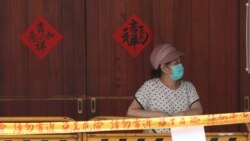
[135,78,199,133]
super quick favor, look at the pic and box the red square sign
[20,16,63,59]
[113,14,153,57]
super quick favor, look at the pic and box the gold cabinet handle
[77,98,83,114]
[246,1,250,73]
[244,96,249,112]
[90,97,96,113]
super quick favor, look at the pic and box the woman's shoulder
[141,78,160,87]
[144,78,160,84]
[181,80,195,87]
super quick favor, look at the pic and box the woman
[127,43,203,133]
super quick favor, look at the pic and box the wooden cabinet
[0,0,240,132]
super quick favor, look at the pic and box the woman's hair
[150,62,172,78]
[150,66,162,78]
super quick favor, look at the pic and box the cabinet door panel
[0,99,86,120]
[0,0,87,120]
[86,98,132,119]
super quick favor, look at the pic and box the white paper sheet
[171,126,206,141]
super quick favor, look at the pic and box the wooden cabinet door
[85,0,153,120]
[0,0,87,121]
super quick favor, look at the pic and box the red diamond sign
[20,16,63,59]
[113,14,153,57]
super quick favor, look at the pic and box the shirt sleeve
[134,80,152,109]
[186,82,200,106]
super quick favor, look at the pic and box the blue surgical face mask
[169,64,184,80]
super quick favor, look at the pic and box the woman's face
[160,57,182,76]
[161,57,184,80]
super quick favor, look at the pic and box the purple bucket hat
[150,44,184,69]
